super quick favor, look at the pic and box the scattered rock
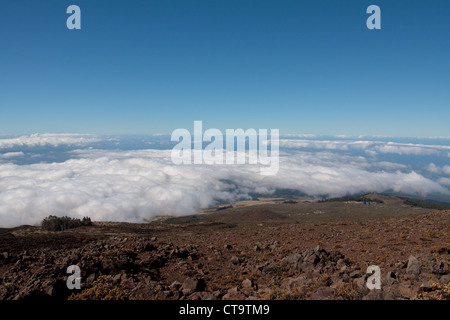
[202,292,219,300]
[310,286,336,300]
[382,286,398,300]
[242,279,253,288]
[303,249,319,266]
[169,281,182,290]
[285,275,309,290]
[398,282,417,299]
[349,270,362,278]
[120,275,136,290]
[256,262,269,271]
[269,241,280,250]
[187,292,203,300]
[222,287,246,300]
[230,256,242,265]
[314,245,324,254]
[383,271,397,286]
[363,290,383,300]
[113,274,122,282]
[181,277,205,295]
[182,277,198,294]
[406,256,420,278]
[0,216,447,302]
[86,273,96,286]
[439,274,450,285]
[354,277,369,296]
[286,252,302,271]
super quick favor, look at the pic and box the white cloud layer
[0,152,25,158]
[425,163,450,176]
[280,139,450,156]
[0,147,448,228]
[438,178,450,186]
[0,134,100,149]
[444,166,450,175]
[427,163,441,173]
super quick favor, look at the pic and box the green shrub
[41,215,92,231]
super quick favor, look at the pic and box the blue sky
[1,0,449,136]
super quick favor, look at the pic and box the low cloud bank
[0,134,100,149]
[280,139,450,156]
[0,147,448,227]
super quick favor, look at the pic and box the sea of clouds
[0,134,449,227]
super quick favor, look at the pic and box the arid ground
[0,194,449,300]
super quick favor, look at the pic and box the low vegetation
[41,215,92,231]
[319,194,384,204]
[68,276,127,300]
[415,283,450,300]
[402,198,450,210]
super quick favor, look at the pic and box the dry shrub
[415,283,450,300]
[68,276,127,300]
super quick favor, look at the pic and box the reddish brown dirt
[0,195,449,300]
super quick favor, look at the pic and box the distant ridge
[320,192,450,210]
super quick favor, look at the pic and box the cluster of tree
[403,199,450,210]
[319,194,384,204]
[41,215,92,231]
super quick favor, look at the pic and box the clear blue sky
[0,0,449,136]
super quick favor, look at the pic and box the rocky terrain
[0,194,449,300]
